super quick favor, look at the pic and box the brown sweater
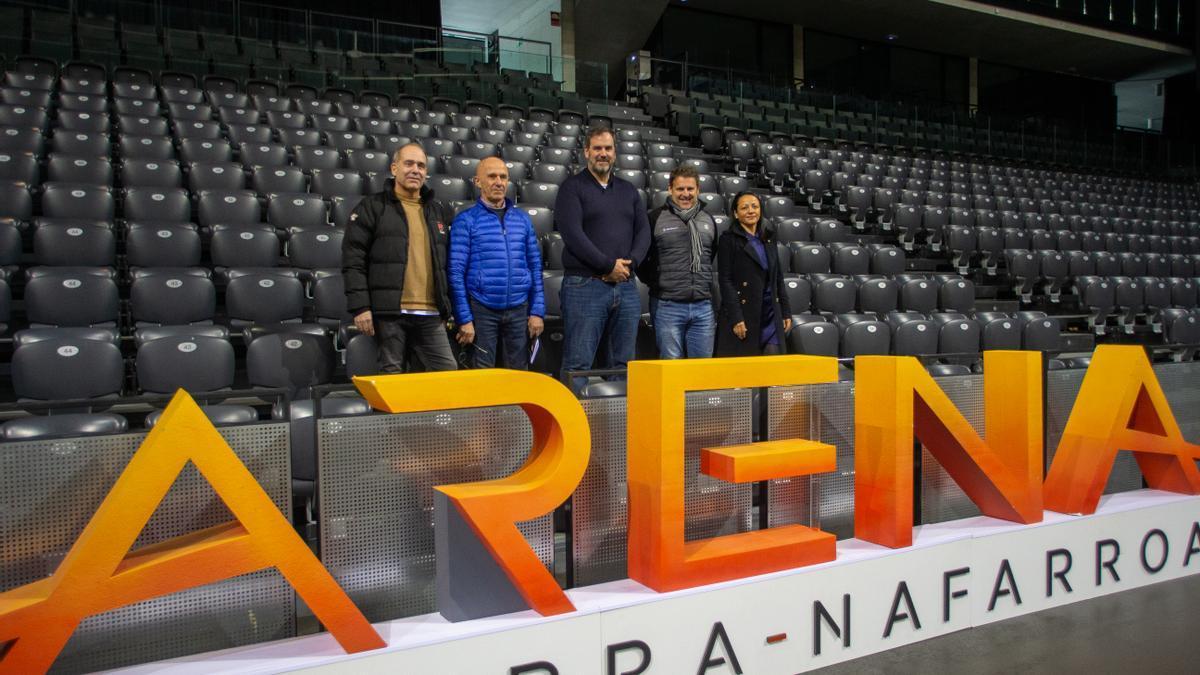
[399,195,438,312]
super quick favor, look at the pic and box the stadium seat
[247,331,334,393]
[40,182,114,220]
[225,272,306,326]
[12,335,124,400]
[32,222,115,267]
[521,181,559,208]
[289,229,343,271]
[130,270,216,326]
[198,190,263,227]
[211,224,280,269]
[25,272,119,326]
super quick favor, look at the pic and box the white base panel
[110,490,1200,674]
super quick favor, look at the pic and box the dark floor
[816,575,1200,674]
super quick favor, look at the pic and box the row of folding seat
[842,202,1200,251]
[13,223,344,277]
[3,68,564,118]
[838,185,1199,224]
[0,182,362,225]
[0,140,705,189]
[0,162,794,231]
[689,109,1141,174]
[0,108,602,148]
[795,171,1198,219]
[743,138,1196,198]
[750,142,1198,186]
[777,273,974,317]
[0,154,398,189]
[0,128,636,168]
[14,266,350,330]
[6,211,881,298]
[781,310,1062,360]
[747,140,1194,183]
[0,78,664,137]
[914,216,1200,258]
[2,326,361,441]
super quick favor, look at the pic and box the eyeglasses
[456,343,490,369]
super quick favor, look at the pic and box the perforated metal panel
[767,382,856,539]
[0,424,293,675]
[318,406,552,622]
[765,385,816,529]
[571,397,628,586]
[1154,361,1200,443]
[1046,369,1142,494]
[571,390,754,587]
[919,374,984,524]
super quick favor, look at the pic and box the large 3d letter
[627,356,839,592]
[0,392,384,675]
[855,351,1043,548]
[355,370,589,620]
[1044,344,1200,514]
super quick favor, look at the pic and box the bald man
[447,156,545,369]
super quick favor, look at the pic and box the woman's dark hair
[729,191,772,241]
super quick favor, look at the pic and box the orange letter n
[855,351,1044,548]
[1044,344,1200,515]
[0,392,383,675]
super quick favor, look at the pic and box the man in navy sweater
[554,126,651,392]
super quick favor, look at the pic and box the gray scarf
[668,199,705,273]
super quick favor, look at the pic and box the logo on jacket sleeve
[437,221,446,234]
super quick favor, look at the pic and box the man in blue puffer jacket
[448,157,546,368]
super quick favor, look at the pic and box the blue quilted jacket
[448,198,546,325]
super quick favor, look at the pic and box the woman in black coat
[715,192,792,356]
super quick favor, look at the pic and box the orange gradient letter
[355,370,589,620]
[855,351,1043,548]
[1044,344,1200,515]
[627,356,839,592]
[0,391,384,675]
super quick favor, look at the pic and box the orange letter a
[0,391,384,675]
[1044,344,1200,515]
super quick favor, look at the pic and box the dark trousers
[560,276,640,394]
[468,299,529,369]
[375,314,457,373]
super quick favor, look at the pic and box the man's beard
[590,160,611,176]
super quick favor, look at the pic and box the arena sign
[1,345,1198,673]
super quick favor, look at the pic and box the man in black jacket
[642,165,717,358]
[341,143,457,373]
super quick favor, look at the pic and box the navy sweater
[554,169,651,278]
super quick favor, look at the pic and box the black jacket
[715,223,792,357]
[342,183,454,318]
[641,204,717,302]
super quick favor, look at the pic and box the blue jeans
[650,298,715,359]
[560,275,641,393]
[468,299,529,369]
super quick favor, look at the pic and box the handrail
[0,387,292,418]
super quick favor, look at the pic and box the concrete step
[973,299,1021,312]
[1059,332,1095,352]
[905,258,941,272]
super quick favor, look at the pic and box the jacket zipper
[422,199,444,316]
[500,206,511,306]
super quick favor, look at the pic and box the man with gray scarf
[641,165,718,358]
